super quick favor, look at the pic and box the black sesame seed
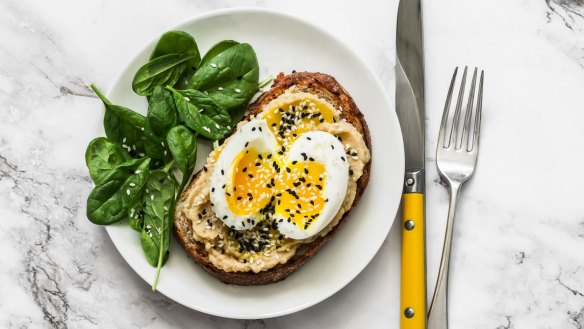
[331,145,335,150]
[237,196,243,200]
[245,141,249,147]
[203,167,208,171]
[243,167,247,172]
[258,154,263,160]
[349,169,354,175]
[223,215,228,219]
[307,137,312,140]
[259,127,262,132]
[341,156,346,161]
[316,184,323,190]
[252,127,256,131]
[211,187,215,192]
[286,167,291,173]
[248,174,254,178]
[221,169,224,175]
[292,161,297,165]
[309,157,315,161]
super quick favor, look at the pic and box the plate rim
[103,7,404,319]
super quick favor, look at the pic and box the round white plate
[103,8,404,319]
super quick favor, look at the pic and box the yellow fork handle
[400,193,426,329]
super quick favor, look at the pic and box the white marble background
[1,0,583,328]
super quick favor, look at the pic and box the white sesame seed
[141,127,145,131]
[234,88,242,93]
[139,153,145,157]
[218,87,223,91]
[135,170,141,174]
[161,141,165,147]
[146,189,149,193]
[150,195,154,201]
[184,97,190,102]
[210,63,217,68]
[122,137,127,143]
[203,126,211,133]
[129,183,136,187]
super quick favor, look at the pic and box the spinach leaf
[150,31,201,89]
[150,31,201,68]
[188,43,259,111]
[167,87,231,140]
[86,158,151,225]
[199,40,239,67]
[147,86,178,137]
[166,125,197,189]
[173,88,231,126]
[132,54,192,96]
[92,84,148,157]
[85,137,130,185]
[139,170,175,290]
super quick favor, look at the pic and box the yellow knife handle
[400,193,426,329]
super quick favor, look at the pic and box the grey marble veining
[1,0,584,328]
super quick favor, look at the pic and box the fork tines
[438,67,484,152]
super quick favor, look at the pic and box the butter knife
[395,0,426,328]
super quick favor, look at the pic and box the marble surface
[1,0,583,328]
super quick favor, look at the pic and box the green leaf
[188,43,259,111]
[147,86,178,137]
[140,171,175,268]
[167,87,231,140]
[86,158,151,225]
[128,197,145,231]
[92,85,148,158]
[132,54,192,96]
[166,125,197,189]
[85,137,131,185]
[199,40,239,67]
[150,31,201,89]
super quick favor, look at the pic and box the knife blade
[396,0,426,328]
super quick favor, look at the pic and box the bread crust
[174,72,372,285]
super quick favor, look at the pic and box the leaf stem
[258,75,273,89]
[90,84,113,105]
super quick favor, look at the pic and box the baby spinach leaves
[199,40,239,67]
[132,54,193,96]
[85,30,265,291]
[147,86,178,137]
[139,170,175,289]
[92,84,148,157]
[150,31,201,89]
[85,137,130,185]
[188,43,259,112]
[87,158,151,225]
[166,125,197,190]
[168,87,231,140]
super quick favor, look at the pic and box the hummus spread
[177,88,371,273]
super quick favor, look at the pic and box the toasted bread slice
[174,72,371,285]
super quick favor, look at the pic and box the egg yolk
[264,99,337,147]
[275,161,327,230]
[226,148,277,216]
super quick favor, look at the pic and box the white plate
[103,8,404,319]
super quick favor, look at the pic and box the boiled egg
[210,119,279,230]
[273,131,349,239]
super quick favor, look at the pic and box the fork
[427,66,484,329]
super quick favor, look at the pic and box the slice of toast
[174,72,372,285]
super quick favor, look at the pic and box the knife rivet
[405,220,415,231]
[404,307,415,318]
[406,178,415,186]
